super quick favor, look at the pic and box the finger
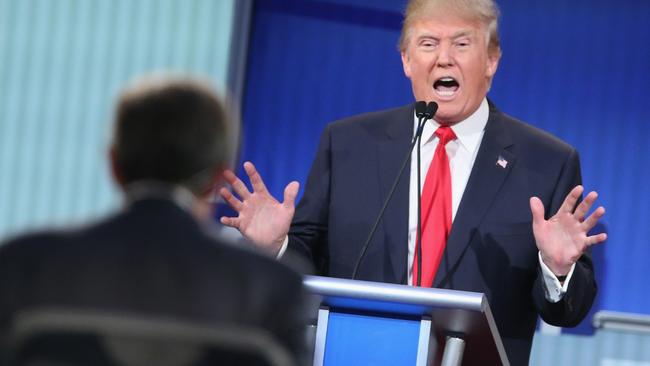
[586,232,608,246]
[283,181,300,208]
[223,168,251,200]
[244,162,269,194]
[558,185,584,214]
[529,196,546,226]
[219,187,244,212]
[220,216,240,229]
[574,191,598,221]
[581,206,605,232]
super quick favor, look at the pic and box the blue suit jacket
[288,102,596,365]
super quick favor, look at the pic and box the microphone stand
[351,102,437,280]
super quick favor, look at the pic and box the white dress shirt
[406,98,574,302]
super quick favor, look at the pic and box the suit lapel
[434,106,516,288]
[376,104,414,284]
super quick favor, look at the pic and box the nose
[436,44,453,67]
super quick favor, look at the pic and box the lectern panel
[305,276,509,366]
[323,310,420,366]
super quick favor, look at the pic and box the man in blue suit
[220,0,606,364]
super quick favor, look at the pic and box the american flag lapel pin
[496,155,508,169]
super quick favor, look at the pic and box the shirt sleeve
[538,251,576,303]
[276,236,290,259]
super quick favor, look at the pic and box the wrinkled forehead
[405,14,487,47]
[411,16,483,36]
[418,1,483,19]
[402,1,491,46]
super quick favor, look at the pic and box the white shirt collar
[413,98,489,154]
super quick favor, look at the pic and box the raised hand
[530,185,607,276]
[219,162,300,255]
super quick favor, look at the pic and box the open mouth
[433,77,460,98]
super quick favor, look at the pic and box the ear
[485,49,501,79]
[109,146,126,188]
[198,167,227,199]
[401,50,413,79]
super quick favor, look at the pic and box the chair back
[5,308,295,366]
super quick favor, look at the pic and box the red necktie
[413,126,456,287]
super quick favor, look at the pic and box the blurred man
[0,77,307,364]
[220,0,606,364]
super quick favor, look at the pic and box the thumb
[529,196,546,228]
[283,181,300,208]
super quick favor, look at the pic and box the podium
[303,276,509,366]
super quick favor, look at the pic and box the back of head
[399,0,501,57]
[112,77,234,196]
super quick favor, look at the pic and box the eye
[455,39,471,48]
[418,38,438,49]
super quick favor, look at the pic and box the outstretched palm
[530,185,607,275]
[220,162,299,255]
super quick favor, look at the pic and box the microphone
[416,101,437,120]
[352,101,438,280]
[415,101,428,118]
[414,101,437,286]
[424,102,437,119]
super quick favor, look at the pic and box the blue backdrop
[235,0,650,322]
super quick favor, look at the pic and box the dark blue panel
[306,0,406,13]
[324,311,420,366]
[240,0,650,320]
[258,0,403,31]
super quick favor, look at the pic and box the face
[401,14,499,125]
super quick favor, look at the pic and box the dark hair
[112,78,233,195]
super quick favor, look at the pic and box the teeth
[433,77,459,98]
[436,90,455,97]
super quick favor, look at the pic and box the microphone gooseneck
[416,102,437,286]
[351,101,438,280]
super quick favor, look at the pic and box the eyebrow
[415,30,475,41]
[451,30,474,39]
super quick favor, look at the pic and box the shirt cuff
[276,236,289,259]
[538,251,576,303]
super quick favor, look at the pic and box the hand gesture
[530,185,607,276]
[219,162,300,255]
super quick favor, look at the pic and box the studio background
[0,0,238,237]
[1,0,648,364]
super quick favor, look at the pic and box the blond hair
[399,0,501,57]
